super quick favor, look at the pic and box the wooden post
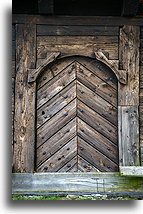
[118,26,140,172]
[13,24,36,172]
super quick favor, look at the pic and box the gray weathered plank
[12,172,143,193]
[37,62,76,109]
[37,81,76,128]
[36,118,76,166]
[37,99,77,145]
[78,137,118,172]
[118,106,139,167]
[77,100,118,144]
[77,81,117,126]
[37,137,77,172]
[120,166,143,177]
[77,62,118,107]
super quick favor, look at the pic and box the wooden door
[36,56,118,172]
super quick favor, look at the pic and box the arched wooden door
[36,56,118,172]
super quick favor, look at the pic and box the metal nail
[80,128,84,132]
[109,94,112,97]
[68,70,72,73]
[80,109,84,113]
[79,69,83,73]
[108,129,112,133]
[80,147,84,151]
[107,166,111,169]
[83,164,87,168]
[43,151,46,155]
[44,115,47,118]
[42,111,45,115]
[42,136,44,139]
[107,148,111,151]
[67,164,71,168]
[63,95,68,99]
[43,77,47,80]
[80,90,84,94]
[66,129,70,133]
[44,166,48,170]
[67,148,70,151]
[64,113,68,117]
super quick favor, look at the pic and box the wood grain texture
[37,25,119,36]
[36,57,118,172]
[37,62,76,109]
[119,25,140,105]
[37,35,118,46]
[13,24,36,173]
[76,62,117,107]
[78,137,118,172]
[12,172,143,194]
[120,166,143,177]
[12,14,143,26]
[37,137,77,172]
[95,51,127,84]
[118,106,139,167]
[37,44,118,60]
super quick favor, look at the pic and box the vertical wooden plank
[118,25,140,106]
[13,24,36,172]
[118,106,140,166]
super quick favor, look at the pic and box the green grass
[12,195,140,200]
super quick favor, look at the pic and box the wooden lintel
[120,166,143,177]
[28,52,60,82]
[95,51,127,84]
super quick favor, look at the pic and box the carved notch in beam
[95,51,127,84]
[28,52,60,83]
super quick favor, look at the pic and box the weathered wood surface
[37,35,118,46]
[28,52,60,82]
[12,173,143,193]
[37,44,118,60]
[140,27,143,166]
[95,51,127,84]
[118,106,139,167]
[120,166,143,177]
[13,24,36,173]
[119,25,140,106]
[37,25,119,36]
[36,58,118,172]
[12,15,143,26]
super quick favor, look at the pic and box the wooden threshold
[120,166,143,177]
[12,172,143,194]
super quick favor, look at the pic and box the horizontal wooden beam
[12,173,143,194]
[12,15,143,26]
[120,166,143,177]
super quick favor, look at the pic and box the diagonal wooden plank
[77,57,118,90]
[78,137,118,172]
[37,137,77,172]
[37,81,76,128]
[37,58,76,89]
[37,61,76,109]
[37,99,77,145]
[58,156,77,172]
[77,118,118,164]
[78,155,100,172]
[77,99,117,144]
[36,118,76,166]
[76,61,117,107]
[77,81,117,126]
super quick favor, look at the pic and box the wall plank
[118,106,139,166]
[13,24,36,172]
[118,25,140,106]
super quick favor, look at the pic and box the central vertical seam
[75,61,78,172]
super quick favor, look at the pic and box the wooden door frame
[13,22,143,195]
